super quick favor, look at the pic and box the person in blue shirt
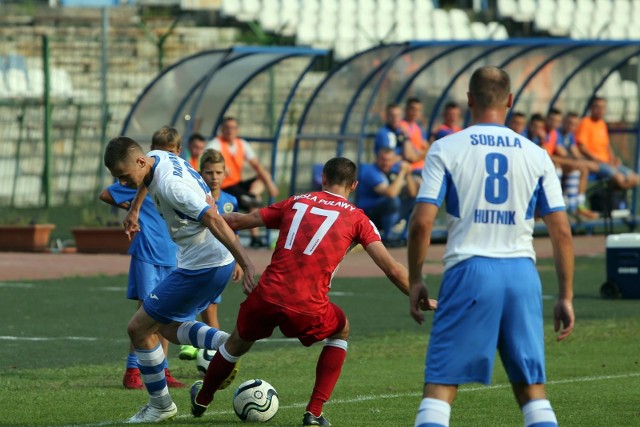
[99,127,184,390]
[357,147,418,246]
[178,148,244,361]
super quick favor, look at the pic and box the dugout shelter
[291,39,640,230]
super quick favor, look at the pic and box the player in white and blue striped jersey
[104,136,257,423]
[408,66,575,427]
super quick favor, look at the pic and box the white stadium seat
[5,68,29,97]
[497,0,517,18]
[471,22,489,39]
[513,0,536,22]
[534,9,554,31]
[220,0,241,17]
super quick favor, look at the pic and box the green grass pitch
[1,254,640,426]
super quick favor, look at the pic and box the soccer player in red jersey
[189,157,436,426]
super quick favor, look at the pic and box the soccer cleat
[219,360,240,390]
[123,368,144,390]
[126,402,177,423]
[302,411,331,426]
[164,369,186,388]
[179,345,199,360]
[250,237,269,248]
[190,380,208,418]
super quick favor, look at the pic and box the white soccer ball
[233,379,279,422]
[196,349,216,376]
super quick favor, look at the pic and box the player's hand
[205,194,216,208]
[400,161,413,174]
[232,263,243,282]
[123,209,140,241]
[241,263,257,295]
[409,282,433,324]
[553,298,575,341]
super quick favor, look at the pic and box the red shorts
[236,292,346,347]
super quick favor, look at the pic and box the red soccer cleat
[123,367,144,390]
[164,369,187,388]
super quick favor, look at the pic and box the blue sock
[136,343,171,408]
[126,352,138,369]
[176,321,229,350]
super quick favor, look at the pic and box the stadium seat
[449,9,469,27]
[487,22,509,40]
[393,21,415,41]
[51,68,74,98]
[594,0,612,15]
[5,68,29,97]
[534,9,554,31]
[513,0,536,22]
[470,22,489,39]
[296,22,317,45]
[575,0,595,16]
[239,0,261,21]
[0,72,9,98]
[497,0,517,18]
[431,9,450,27]
[259,6,280,31]
[27,67,44,97]
[414,24,433,40]
[220,0,241,17]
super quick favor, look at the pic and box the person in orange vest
[206,117,279,247]
[187,133,207,171]
[400,97,429,174]
[576,97,639,190]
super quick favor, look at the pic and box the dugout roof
[291,39,640,221]
[121,45,326,159]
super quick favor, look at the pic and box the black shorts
[224,178,261,211]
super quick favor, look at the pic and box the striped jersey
[417,124,565,270]
[145,150,233,270]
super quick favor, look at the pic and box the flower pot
[0,224,56,252]
[71,227,131,254]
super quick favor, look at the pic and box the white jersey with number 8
[416,124,565,271]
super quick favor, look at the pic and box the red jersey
[257,191,381,315]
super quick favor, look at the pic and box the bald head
[468,66,511,109]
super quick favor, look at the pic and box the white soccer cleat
[126,402,177,423]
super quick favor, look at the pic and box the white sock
[522,399,558,427]
[414,398,450,427]
[136,344,172,408]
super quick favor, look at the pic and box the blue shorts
[127,257,174,301]
[143,262,234,324]
[425,257,545,385]
[597,163,634,179]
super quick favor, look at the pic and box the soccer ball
[233,379,279,422]
[196,349,216,376]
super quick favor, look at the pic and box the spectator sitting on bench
[542,109,599,220]
[356,147,418,247]
[375,103,425,171]
[576,97,639,191]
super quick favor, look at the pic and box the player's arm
[222,210,265,231]
[365,241,409,295]
[404,165,419,198]
[407,202,439,324]
[123,186,148,240]
[542,210,575,341]
[374,163,410,198]
[248,158,279,198]
[201,209,257,294]
[99,189,130,210]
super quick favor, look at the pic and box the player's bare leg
[512,383,558,426]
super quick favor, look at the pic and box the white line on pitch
[0,336,99,341]
[0,282,34,288]
[60,371,640,427]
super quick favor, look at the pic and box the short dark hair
[511,111,526,119]
[386,103,401,111]
[444,101,460,110]
[199,148,225,171]
[405,97,421,106]
[188,133,206,146]
[565,111,579,119]
[222,116,237,125]
[469,66,511,108]
[104,136,144,170]
[548,107,562,116]
[529,113,545,124]
[323,157,357,187]
[152,126,181,152]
